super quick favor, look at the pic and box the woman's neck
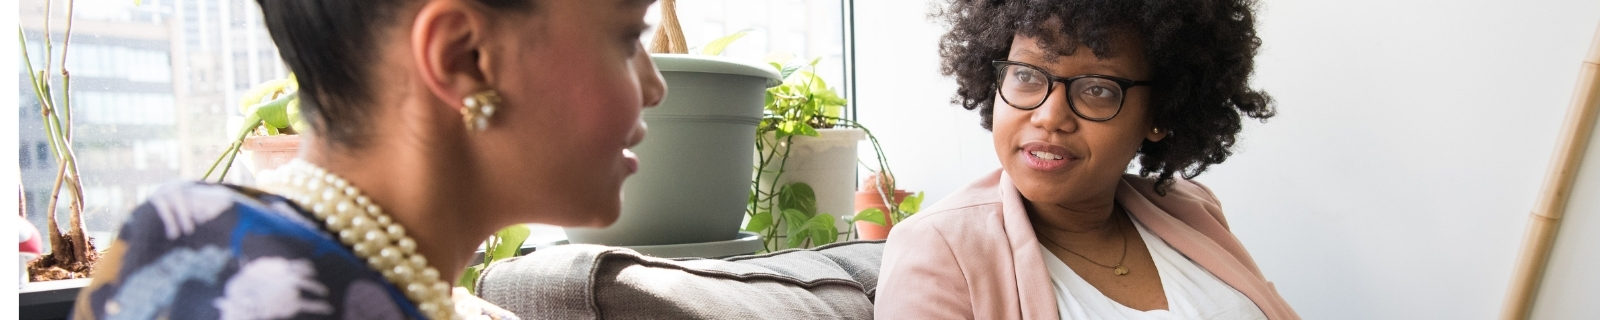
[1026,197,1122,240]
[299,133,495,284]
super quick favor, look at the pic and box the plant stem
[215,143,242,183]
[838,118,901,222]
[41,0,52,85]
[60,0,76,137]
[204,120,260,182]
[752,132,798,252]
[766,135,796,250]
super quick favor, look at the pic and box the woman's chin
[578,196,624,228]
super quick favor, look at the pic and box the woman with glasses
[71,0,664,319]
[875,0,1297,319]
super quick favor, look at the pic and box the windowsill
[20,278,91,320]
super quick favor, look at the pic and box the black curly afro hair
[936,0,1275,193]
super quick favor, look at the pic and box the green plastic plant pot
[564,54,779,248]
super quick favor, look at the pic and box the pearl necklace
[258,159,457,320]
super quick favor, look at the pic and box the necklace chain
[259,159,458,320]
[1036,206,1131,276]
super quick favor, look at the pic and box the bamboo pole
[1500,22,1600,320]
[647,0,688,54]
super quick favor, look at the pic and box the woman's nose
[634,43,666,109]
[1028,88,1078,133]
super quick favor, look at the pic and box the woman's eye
[1077,83,1124,107]
[1013,69,1043,84]
[1085,86,1112,98]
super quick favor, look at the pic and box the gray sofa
[474,240,885,319]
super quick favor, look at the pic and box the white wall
[852,0,1600,319]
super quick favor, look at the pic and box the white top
[1041,217,1268,320]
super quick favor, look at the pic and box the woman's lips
[623,149,639,174]
[1019,142,1077,172]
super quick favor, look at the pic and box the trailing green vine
[744,56,913,251]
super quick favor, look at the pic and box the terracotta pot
[239,134,301,174]
[853,174,910,240]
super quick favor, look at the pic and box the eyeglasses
[991,60,1154,122]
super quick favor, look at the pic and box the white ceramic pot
[758,128,866,249]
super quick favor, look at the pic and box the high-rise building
[18,0,286,251]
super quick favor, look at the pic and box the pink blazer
[875,170,1298,319]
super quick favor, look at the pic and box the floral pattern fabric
[72,182,518,320]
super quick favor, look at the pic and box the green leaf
[806,213,838,246]
[764,90,777,110]
[248,92,297,130]
[791,123,819,137]
[899,192,926,214]
[286,99,308,133]
[239,78,290,115]
[745,210,773,232]
[851,208,888,226]
[489,224,531,260]
[783,209,810,248]
[813,89,848,108]
[235,113,264,139]
[457,264,483,294]
[784,70,826,89]
[778,183,817,215]
[701,29,752,56]
[779,63,804,81]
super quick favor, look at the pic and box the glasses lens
[998,64,1050,109]
[1069,77,1125,120]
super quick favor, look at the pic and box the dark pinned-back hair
[936,0,1275,193]
[255,0,534,148]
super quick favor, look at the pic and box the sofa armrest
[476,240,885,319]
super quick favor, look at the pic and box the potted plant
[744,53,909,250]
[746,56,858,250]
[850,173,924,240]
[203,76,305,182]
[20,5,100,282]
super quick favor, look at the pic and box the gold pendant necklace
[259,159,458,320]
[1036,206,1131,276]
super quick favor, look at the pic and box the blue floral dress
[71,182,518,320]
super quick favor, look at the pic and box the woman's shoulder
[1119,174,1231,229]
[886,171,1020,253]
[74,181,413,319]
[894,172,1007,235]
[110,182,328,252]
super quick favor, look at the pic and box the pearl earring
[1152,127,1162,134]
[462,90,501,132]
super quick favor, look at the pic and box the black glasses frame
[991,60,1154,122]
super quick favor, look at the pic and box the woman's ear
[1147,127,1168,142]
[411,1,491,110]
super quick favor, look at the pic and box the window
[19,0,276,250]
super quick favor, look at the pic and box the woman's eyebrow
[1013,46,1048,61]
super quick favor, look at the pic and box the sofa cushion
[475,240,885,319]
